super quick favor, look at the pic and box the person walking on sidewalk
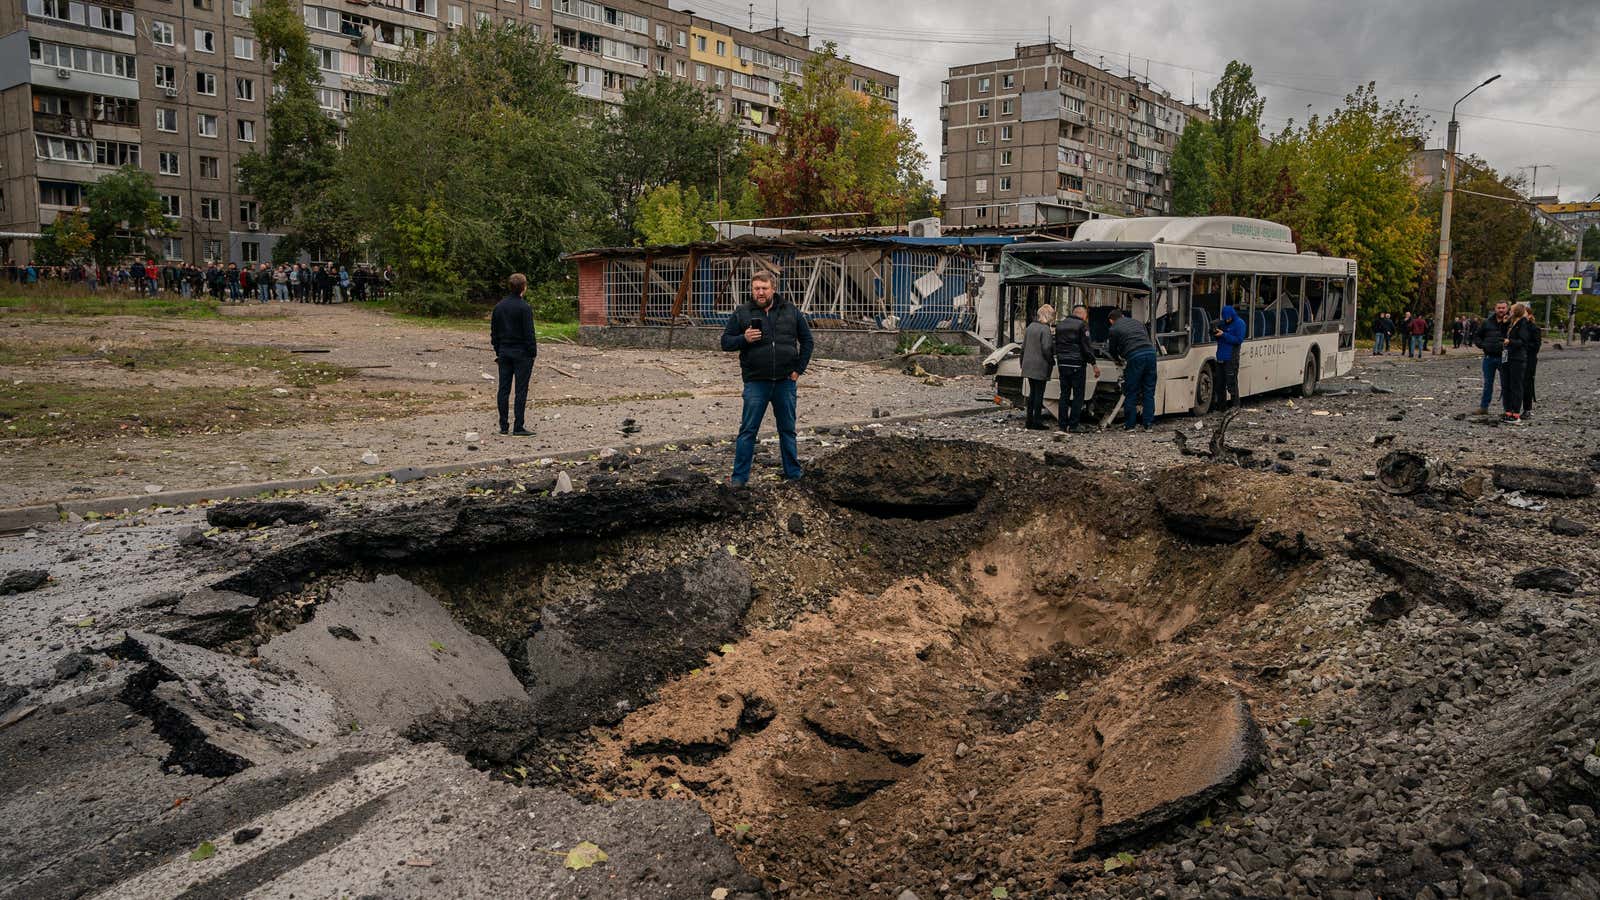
[1474,301,1510,416]
[490,273,538,436]
[1502,303,1538,424]
[1053,304,1100,433]
[721,270,813,485]
[1020,305,1055,431]
[1107,308,1158,432]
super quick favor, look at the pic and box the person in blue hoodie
[1213,304,1247,409]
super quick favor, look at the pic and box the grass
[0,291,221,319]
[368,296,579,342]
[0,339,353,387]
[895,332,975,356]
[0,381,298,439]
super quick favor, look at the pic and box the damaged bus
[984,216,1357,423]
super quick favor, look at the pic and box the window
[674,59,686,77]
[27,0,75,23]
[716,40,725,56]
[314,47,339,71]
[158,151,180,175]
[676,29,686,46]
[236,77,254,101]
[201,239,221,261]
[1303,278,1326,323]
[447,4,460,23]
[29,39,136,78]
[39,180,85,207]
[160,194,181,217]
[976,102,989,119]
[35,136,92,162]
[695,35,706,52]
[90,6,132,33]
[998,176,1012,192]
[199,155,220,178]
[239,200,258,222]
[975,178,988,193]
[233,0,251,13]
[237,119,256,142]
[200,197,221,220]
[530,0,541,6]
[154,65,176,89]
[1000,125,1013,141]
[151,107,177,132]
[162,237,183,261]
[977,76,991,93]
[151,21,175,45]
[195,71,217,95]
[195,28,215,53]
[197,112,218,137]
[976,206,988,221]
[193,0,212,9]
[1000,99,1013,115]
[233,36,253,59]
[714,69,724,87]
[1000,149,1013,166]
[1002,73,1014,89]
[476,11,489,26]
[695,64,706,82]
[241,242,260,263]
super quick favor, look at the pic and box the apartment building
[0,0,897,264]
[940,42,1207,229]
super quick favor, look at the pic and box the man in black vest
[1053,304,1100,433]
[721,270,813,485]
[491,273,538,436]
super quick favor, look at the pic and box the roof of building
[1537,202,1600,213]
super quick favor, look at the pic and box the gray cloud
[675,0,1600,203]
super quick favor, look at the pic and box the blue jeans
[1409,335,1424,357]
[1480,356,1501,410]
[1372,333,1387,354]
[732,378,801,484]
[1122,350,1158,429]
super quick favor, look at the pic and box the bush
[390,287,480,319]
[528,279,577,324]
[895,332,974,356]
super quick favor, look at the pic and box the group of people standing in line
[2,259,394,305]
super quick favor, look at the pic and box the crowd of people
[3,259,395,305]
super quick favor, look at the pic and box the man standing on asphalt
[1407,312,1427,358]
[1214,303,1247,409]
[1372,312,1393,355]
[1107,308,1158,432]
[1473,301,1510,416]
[1053,304,1100,433]
[490,273,537,436]
[721,270,813,485]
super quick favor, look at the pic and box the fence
[600,246,981,332]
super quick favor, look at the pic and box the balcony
[1060,107,1087,126]
[34,112,93,138]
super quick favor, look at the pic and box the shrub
[391,287,479,319]
[528,279,577,323]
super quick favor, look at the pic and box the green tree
[1420,162,1532,315]
[1277,83,1430,316]
[81,165,171,266]
[1169,120,1217,216]
[591,77,741,241]
[1207,61,1269,216]
[237,0,351,262]
[635,183,725,245]
[338,24,604,304]
[748,43,932,226]
[34,210,94,265]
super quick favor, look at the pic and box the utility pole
[1568,218,1586,346]
[1432,74,1500,355]
[1518,164,1553,326]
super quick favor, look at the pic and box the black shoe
[510,428,534,437]
[499,426,509,435]
[1025,422,1048,431]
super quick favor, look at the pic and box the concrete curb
[0,403,1003,532]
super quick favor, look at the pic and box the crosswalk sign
[1569,276,1584,292]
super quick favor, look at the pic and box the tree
[237,0,351,262]
[1422,161,1533,315]
[1207,61,1269,217]
[1169,120,1217,216]
[635,183,724,245]
[591,77,741,241]
[748,43,933,226]
[338,24,605,303]
[81,165,171,266]
[34,210,94,266]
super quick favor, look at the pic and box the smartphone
[750,317,766,335]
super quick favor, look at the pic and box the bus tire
[1192,363,1216,416]
[1293,351,1320,398]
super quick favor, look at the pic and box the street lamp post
[1432,74,1501,355]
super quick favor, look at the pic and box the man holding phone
[721,269,814,485]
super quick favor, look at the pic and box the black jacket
[1106,316,1156,363]
[1474,315,1509,357]
[1505,318,1539,362]
[1053,316,1096,367]
[491,294,538,360]
[722,297,814,382]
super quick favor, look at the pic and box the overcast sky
[673,0,1600,205]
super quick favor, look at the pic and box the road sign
[1569,277,1585,291]
[1533,260,1598,294]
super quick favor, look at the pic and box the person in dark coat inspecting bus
[721,270,814,485]
[1214,304,1246,409]
[491,273,538,436]
[1107,308,1158,432]
[1053,304,1100,433]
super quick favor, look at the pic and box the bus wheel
[1293,352,1320,397]
[1192,364,1216,416]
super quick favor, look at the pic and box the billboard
[1532,260,1598,294]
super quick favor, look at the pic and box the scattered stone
[1366,590,1417,624]
[53,652,95,680]
[308,466,329,477]
[207,501,326,529]
[143,484,165,495]
[391,467,427,484]
[1549,516,1588,537]
[233,827,263,845]
[175,526,212,548]
[326,625,360,641]
[1511,566,1581,595]
[787,513,806,537]
[1491,465,1595,498]
[360,450,380,466]
[1,569,51,596]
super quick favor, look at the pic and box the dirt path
[0,303,981,507]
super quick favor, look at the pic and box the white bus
[983,216,1357,423]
